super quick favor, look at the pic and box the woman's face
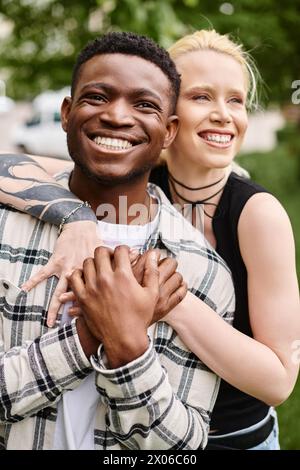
[171,49,248,170]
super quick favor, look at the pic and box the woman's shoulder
[227,172,288,226]
[240,190,290,227]
[227,171,269,196]
[217,172,269,227]
[238,191,294,273]
[223,172,269,216]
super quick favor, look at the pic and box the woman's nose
[210,101,232,124]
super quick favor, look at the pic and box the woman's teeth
[201,133,232,144]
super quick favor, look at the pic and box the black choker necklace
[168,170,225,191]
[168,170,226,219]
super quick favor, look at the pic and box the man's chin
[71,156,154,186]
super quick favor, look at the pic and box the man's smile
[86,131,146,154]
[94,136,133,150]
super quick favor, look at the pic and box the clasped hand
[68,246,186,368]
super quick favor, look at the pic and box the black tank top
[150,163,270,433]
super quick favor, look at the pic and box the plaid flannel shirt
[0,175,234,450]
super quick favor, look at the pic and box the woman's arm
[0,153,97,225]
[166,193,300,405]
[29,154,73,175]
[0,153,101,325]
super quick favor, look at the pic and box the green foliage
[238,146,298,199]
[0,0,98,98]
[1,0,300,103]
[277,123,300,171]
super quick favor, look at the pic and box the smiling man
[0,32,234,450]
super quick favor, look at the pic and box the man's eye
[137,102,154,108]
[86,94,106,102]
[136,102,161,111]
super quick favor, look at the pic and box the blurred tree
[0,0,299,105]
[0,0,98,99]
[174,0,300,106]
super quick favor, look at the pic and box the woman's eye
[230,97,244,104]
[193,95,209,102]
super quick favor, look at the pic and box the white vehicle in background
[12,88,70,160]
[0,95,15,113]
[0,79,15,113]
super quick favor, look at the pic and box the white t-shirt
[53,211,159,449]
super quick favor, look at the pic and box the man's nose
[100,100,135,127]
[210,100,232,125]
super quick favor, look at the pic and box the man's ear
[162,115,179,149]
[61,97,72,133]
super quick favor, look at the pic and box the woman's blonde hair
[168,29,261,111]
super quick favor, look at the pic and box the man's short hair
[71,32,181,114]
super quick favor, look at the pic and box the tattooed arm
[0,154,185,329]
[29,154,73,175]
[0,153,101,326]
[0,153,97,225]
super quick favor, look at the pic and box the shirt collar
[146,183,201,256]
[56,171,195,256]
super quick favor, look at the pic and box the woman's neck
[165,153,230,210]
[164,152,229,245]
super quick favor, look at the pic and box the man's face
[61,53,178,185]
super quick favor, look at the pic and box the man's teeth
[93,136,133,149]
[202,133,232,144]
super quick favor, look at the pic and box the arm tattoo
[0,154,97,226]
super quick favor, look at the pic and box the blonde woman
[0,30,299,450]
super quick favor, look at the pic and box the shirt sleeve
[0,318,91,423]
[92,331,217,450]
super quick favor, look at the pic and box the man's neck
[69,166,151,225]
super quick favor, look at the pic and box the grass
[239,146,300,449]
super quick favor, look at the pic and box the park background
[0,0,299,449]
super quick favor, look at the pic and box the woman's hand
[21,220,103,327]
[132,252,188,323]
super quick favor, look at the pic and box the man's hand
[69,245,159,368]
[66,251,188,322]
